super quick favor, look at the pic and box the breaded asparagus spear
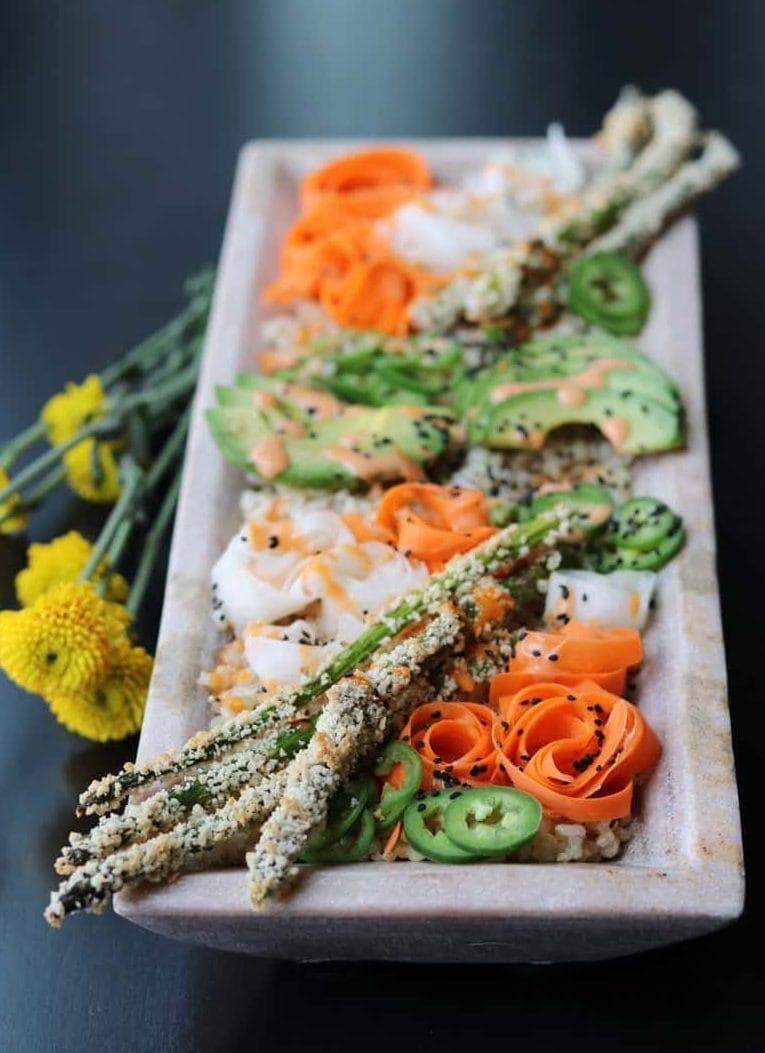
[410,89,700,330]
[247,605,466,905]
[45,604,465,924]
[586,132,740,258]
[56,722,313,872]
[57,570,534,874]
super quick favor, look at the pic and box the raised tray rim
[115,138,745,962]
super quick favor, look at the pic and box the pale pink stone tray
[115,140,744,962]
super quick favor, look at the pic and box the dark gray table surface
[1,2,763,1050]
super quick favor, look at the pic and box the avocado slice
[455,332,679,418]
[206,399,456,491]
[472,386,682,454]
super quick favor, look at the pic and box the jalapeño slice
[300,776,372,858]
[443,786,542,856]
[301,808,376,865]
[403,792,479,863]
[600,526,686,572]
[611,497,678,551]
[374,741,423,831]
[568,252,650,336]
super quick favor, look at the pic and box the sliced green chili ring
[568,251,651,336]
[333,344,381,371]
[605,525,686,572]
[377,362,442,398]
[301,808,376,865]
[443,786,542,856]
[402,791,480,863]
[300,776,372,857]
[611,497,678,551]
[373,741,423,831]
[322,374,390,407]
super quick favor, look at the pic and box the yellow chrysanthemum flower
[41,374,106,446]
[0,466,29,535]
[47,641,152,742]
[15,531,129,607]
[0,581,131,697]
[63,438,121,503]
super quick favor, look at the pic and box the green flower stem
[99,277,212,389]
[0,420,47,471]
[92,518,136,597]
[121,361,199,415]
[22,465,67,509]
[0,363,194,511]
[0,420,108,507]
[79,458,144,584]
[142,333,204,390]
[0,272,212,477]
[144,405,190,491]
[126,468,182,616]
[0,466,67,530]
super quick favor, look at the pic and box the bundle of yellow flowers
[0,271,213,741]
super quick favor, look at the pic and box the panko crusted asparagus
[46,602,466,923]
[594,86,651,175]
[56,721,313,872]
[409,87,732,332]
[77,509,572,816]
[586,132,741,258]
[54,568,531,886]
[247,605,466,905]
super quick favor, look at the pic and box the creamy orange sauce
[325,446,425,482]
[589,503,615,527]
[557,385,588,407]
[490,357,637,406]
[258,348,299,374]
[251,390,279,411]
[629,591,641,619]
[536,479,574,496]
[248,516,323,558]
[302,556,355,611]
[274,416,306,438]
[601,416,631,448]
[279,384,345,419]
[250,434,289,479]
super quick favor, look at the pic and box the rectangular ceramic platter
[116,140,744,962]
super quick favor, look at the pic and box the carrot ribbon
[264,146,441,334]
